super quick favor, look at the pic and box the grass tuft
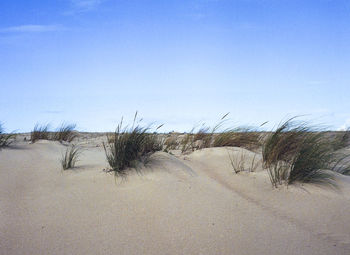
[53,123,77,142]
[180,128,196,153]
[262,118,350,188]
[163,135,179,152]
[103,113,162,176]
[0,123,15,149]
[30,124,50,143]
[332,128,350,150]
[213,127,262,151]
[181,126,212,153]
[228,149,261,174]
[61,144,82,170]
[181,113,229,153]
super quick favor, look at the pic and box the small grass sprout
[61,144,82,170]
[228,149,261,174]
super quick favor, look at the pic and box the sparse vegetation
[103,113,163,176]
[262,118,350,188]
[163,135,179,152]
[107,133,116,144]
[181,113,229,153]
[181,126,211,153]
[213,127,262,151]
[61,144,82,170]
[329,153,350,175]
[180,128,196,153]
[228,149,261,174]
[4,114,350,189]
[193,126,212,147]
[0,123,15,149]
[180,113,263,153]
[228,149,245,174]
[31,123,78,143]
[53,123,77,142]
[30,124,50,143]
[332,128,350,150]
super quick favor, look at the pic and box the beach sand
[1,135,350,254]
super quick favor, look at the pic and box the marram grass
[213,127,262,151]
[61,144,82,170]
[30,124,50,143]
[0,123,15,149]
[53,123,77,142]
[181,113,229,153]
[103,113,162,176]
[262,118,350,188]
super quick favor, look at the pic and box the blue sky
[0,0,349,132]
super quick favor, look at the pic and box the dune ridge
[1,136,350,254]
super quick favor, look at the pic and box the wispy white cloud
[0,24,65,33]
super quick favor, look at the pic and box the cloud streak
[0,25,65,33]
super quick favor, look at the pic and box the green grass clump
[61,144,82,170]
[0,123,15,149]
[53,123,77,142]
[30,124,50,143]
[103,114,162,176]
[262,118,350,188]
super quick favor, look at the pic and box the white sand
[1,137,350,254]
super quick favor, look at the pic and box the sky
[0,0,350,132]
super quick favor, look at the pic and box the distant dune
[1,134,350,254]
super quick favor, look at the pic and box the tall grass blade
[262,118,344,188]
[53,123,77,142]
[30,124,50,143]
[61,144,82,170]
[103,116,162,176]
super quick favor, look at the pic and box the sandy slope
[1,138,350,255]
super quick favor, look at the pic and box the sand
[1,135,350,254]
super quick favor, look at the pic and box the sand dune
[1,137,350,254]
